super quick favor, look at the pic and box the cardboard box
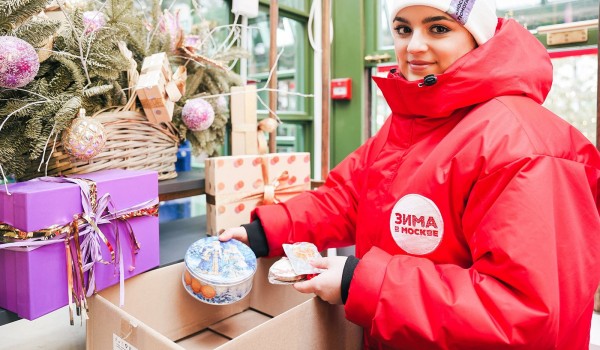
[0,169,159,320]
[205,153,311,236]
[230,85,258,155]
[87,258,362,349]
[136,70,175,124]
[141,52,172,80]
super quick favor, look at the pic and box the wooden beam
[268,0,279,153]
[321,0,331,179]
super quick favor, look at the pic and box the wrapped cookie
[268,258,306,285]
[269,242,322,285]
[283,242,323,275]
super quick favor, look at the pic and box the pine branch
[83,84,113,98]
[0,0,49,33]
[53,95,81,130]
[51,55,86,91]
[12,16,60,47]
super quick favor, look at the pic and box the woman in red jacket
[221,0,600,348]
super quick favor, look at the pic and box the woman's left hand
[293,256,348,305]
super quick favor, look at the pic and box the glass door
[544,48,598,145]
[247,2,314,154]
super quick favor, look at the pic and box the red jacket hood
[373,18,553,118]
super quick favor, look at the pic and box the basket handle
[119,41,140,112]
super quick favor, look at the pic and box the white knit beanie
[386,0,498,45]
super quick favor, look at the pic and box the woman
[221,0,600,348]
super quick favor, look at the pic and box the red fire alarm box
[331,78,352,100]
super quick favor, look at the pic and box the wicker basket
[26,108,180,181]
[24,44,180,181]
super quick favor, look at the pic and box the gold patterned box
[205,153,311,236]
[230,85,258,155]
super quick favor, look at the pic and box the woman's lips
[408,60,432,71]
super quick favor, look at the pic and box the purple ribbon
[0,176,158,307]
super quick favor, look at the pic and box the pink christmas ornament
[61,109,107,160]
[0,36,40,89]
[82,11,106,34]
[182,98,215,131]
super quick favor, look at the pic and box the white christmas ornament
[62,109,107,160]
[216,95,228,112]
[182,98,215,131]
[82,11,107,34]
[0,36,40,89]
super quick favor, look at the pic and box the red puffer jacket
[253,18,600,349]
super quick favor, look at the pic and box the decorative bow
[0,176,158,324]
[206,155,307,209]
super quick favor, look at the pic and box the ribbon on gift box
[0,177,158,324]
[206,155,308,208]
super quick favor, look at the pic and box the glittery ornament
[216,95,228,112]
[0,36,40,89]
[182,98,215,131]
[82,11,107,34]
[62,109,107,160]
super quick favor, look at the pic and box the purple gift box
[0,169,159,320]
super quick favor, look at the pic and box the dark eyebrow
[423,15,454,24]
[393,15,455,24]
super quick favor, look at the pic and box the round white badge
[389,194,444,255]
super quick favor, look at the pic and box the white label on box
[113,334,139,350]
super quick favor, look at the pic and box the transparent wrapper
[268,258,304,285]
[268,243,322,285]
[283,242,322,275]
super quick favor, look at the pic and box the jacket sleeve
[345,155,600,349]
[252,137,379,257]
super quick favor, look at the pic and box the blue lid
[184,237,257,285]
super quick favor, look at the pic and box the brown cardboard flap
[176,330,230,349]
[87,292,182,350]
[87,259,341,350]
[91,262,249,341]
[250,258,313,316]
[223,297,363,350]
[208,310,271,339]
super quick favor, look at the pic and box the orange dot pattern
[206,153,312,234]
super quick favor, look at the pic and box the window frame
[246,1,315,153]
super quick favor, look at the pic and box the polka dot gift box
[205,153,311,236]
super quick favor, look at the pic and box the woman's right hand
[218,226,249,246]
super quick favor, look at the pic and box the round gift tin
[182,237,257,305]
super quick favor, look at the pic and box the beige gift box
[230,85,258,155]
[136,70,175,124]
[205,152,311,236]
[141,52,172,80]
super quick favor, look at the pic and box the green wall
[330,0,366,167]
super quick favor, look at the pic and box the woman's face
[392,6,477,81]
